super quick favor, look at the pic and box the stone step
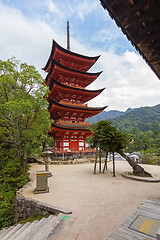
[32,213,64,240]
[0,228,9,238]
[16,220,39,240]
[31,215,57,240]
[1,224,22,240]
[0,226,13,239]
[0,214,65,240]
[8,221,32,239]
[0,226,14,239]
[47,215,79,240]
[0,229,6,238]
[25,215,54,240]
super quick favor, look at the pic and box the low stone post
[43,149,53,177]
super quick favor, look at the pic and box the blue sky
[0,0,160,111]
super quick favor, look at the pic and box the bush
[0,158,28,190]
[0,157,28,229]
[0,190,15,228]
[139,149,159,165]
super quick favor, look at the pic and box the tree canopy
[111,105,160,154]
[87,120,152,177]
[0,57,51,228]
[88,105,160,159]
[0,57,50,169]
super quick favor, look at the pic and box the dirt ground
[23,161,160,240]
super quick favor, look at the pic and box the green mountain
[88,104,160,153]
[87,108,134,124]
[111,104,160,134]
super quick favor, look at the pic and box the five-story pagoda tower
[43,26,107,153]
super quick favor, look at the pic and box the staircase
[0,213,64,240]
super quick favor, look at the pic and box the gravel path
[23,161,160,240]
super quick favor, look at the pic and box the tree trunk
[117,149,152,177]
[94,147,98,174]
[103,152,108,173]
[99,149,101,173]
[112,152,115,177]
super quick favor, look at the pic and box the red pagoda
[43,39,107,152]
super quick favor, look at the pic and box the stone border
[122,171,160,182]
[14,180,72,223]
[51,158,96,165]
[37,157,106,165]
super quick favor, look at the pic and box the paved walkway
[48,215,80,240]
[106,199,160,239]
[23,162,160,240]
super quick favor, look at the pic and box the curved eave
[49,77,105,96]
[46,59,102,79]
[49,98,107,112]
[43,39,100,72]
[45,60,102,87]
[50,123,91,132]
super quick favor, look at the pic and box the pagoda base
[50,148,96,161]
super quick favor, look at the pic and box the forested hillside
[112,104,160,134]
[89,104,160,159]
[87,108,134,124]
[111,104,160,158]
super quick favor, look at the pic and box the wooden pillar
[69,135,71,151]
[84,136,86,150]
[113,152,115,177]
[77,135,79,151]
[99,149,101,173]
[62,138,64,151]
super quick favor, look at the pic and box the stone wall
[14,182,71,223]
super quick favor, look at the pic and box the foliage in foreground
[0,150,28,229]
[0,57,50,169]
[0,58,50,229]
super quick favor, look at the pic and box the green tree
[155,132,160,164]
[88,121,111,173]
[86,124,99,174]
[155,132,160,153]
[0,57,51,228]
[111,105,160,153]
[87,121,152,177]
[0,57,50,170]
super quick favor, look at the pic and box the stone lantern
[43,149,53,177]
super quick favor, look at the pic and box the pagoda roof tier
[48,98,107,120]
[45,60,102,88]
[48,78,105,104]
[43,39,100,72]
[48,122,91,138]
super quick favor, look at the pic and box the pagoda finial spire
[67,20,70,51]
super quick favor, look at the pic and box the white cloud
[87,50,160,111]
[68,0,99,21]
[0,2,65,76]
[0,1,159,112]
[92,26,121,43]
[46,0,63,17]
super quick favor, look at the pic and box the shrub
[0,157,28,229]
[0,190,15,228]
[139,149,159,165]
